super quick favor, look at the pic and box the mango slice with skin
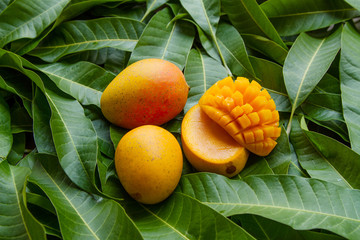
[199,76,281,156]
[181,104,249,178]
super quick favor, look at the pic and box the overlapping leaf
[261,0,359,36]
[0,94,12,160]
[340,23,360,154]
[36,61,115,107]
[0,0,70,48]
[29,155,143,240]
[30,17,145,62]
[183,48,228,112]
[129,7,195,70]
[0,161,46,240]
[179,172,360,239]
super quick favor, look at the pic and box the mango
[101,58,189,129]
[115,125,183,204]
[181,104,249,178]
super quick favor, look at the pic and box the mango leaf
[242,34,288,64]
[284,27,341,132]
[221,0,287,49]
[32,87,56,155]
[0,94,12,160]
[141,0,170,22]
[239,157,274,177]
[216,22,256,77]
[0,161,46,239]
[129,7,195,70]
[122,193,256,239]
[0,69,32,101]
[29,154,143,240]
[0,0,11,13]
[30,17,145,62]
[340,22,360,154]
[179,172,360,239]
[261,0,359,36]
[344,0,360,11]
[7,133,25,165]
[0,0,70,48]
[237,214,346,240]
[249,56,291,112]
[44,79,99,193]
[290,118,360,189]
[184,48,228,112]
[36,61,115,108]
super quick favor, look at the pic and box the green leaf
[242,34,288,64]
[284,27,341,132]
[30,17,145,62]
[141,0,170,22]
[44,80,98,193]
[0,161,46,240]
[32,87,56,155]
[7,133,25,165]
[261,0,359,36]
[0,0,71,48]
[179,173,360,239]
[0,68,32,102]
[0,94,12,160]
[221,0,287,49]
[184,48,228,112]
[340,22,360,154]
[240,157,274,177]
[129,7,195,70]
[216,22,256,77]
[344,0,360,11]
[36,61,115,108]
[110,125,128,150]
[123,192,256,240]
[0,0,11,14]
[29,155,143,240]
[290,118,360,189]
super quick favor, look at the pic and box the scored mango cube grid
[199,76,281,156]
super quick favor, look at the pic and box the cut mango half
[181,104,249,178]
[199,76,281,156]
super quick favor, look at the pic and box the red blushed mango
[101,58,189,129]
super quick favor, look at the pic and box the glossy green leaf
[0,0,11,13]
[261,0,359,36]
[0,0,70,48]
[239,157,274,177]
[29,155,142,240]
[290,118,360,189]
[179,173,360,239]
[0,161,46,240]
[216,22,255,77]
[221,0,287,49]
[30,17,145,62]
[44,80,98,193]
[141,0,170,21]
[184,48,228,112]
[123,193,256,240]
[340,23,360,154]
[32,87,56,155]
[0,69,32,102]
[36,61,115,108]
[344,0,360,11]
[284,27,341,132]
[6,133,25,165]
[10,100,32,134]
[242,34,288,64]
[129,7,195,70]
[0,94,12,160]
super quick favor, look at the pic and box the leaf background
[1,0,360,239]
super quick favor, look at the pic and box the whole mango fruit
[101,58,189,129]
[115,125,183,204]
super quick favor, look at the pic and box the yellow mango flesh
[181,104,249,177]
[101,58,189,129]
[199,77,281,156]
[115,125,183,204]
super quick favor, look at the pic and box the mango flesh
[115,125,183,204]
[101,58,189,129]
[181,104,249,178]
[199,76,281,156]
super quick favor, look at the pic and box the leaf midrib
[267,8,356,18]
[203,202,360,223]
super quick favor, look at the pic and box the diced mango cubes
[199,76,281,156]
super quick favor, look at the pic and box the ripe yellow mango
[101,58,189,129]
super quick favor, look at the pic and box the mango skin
[115,125,183,204]
[101,58,189,129]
